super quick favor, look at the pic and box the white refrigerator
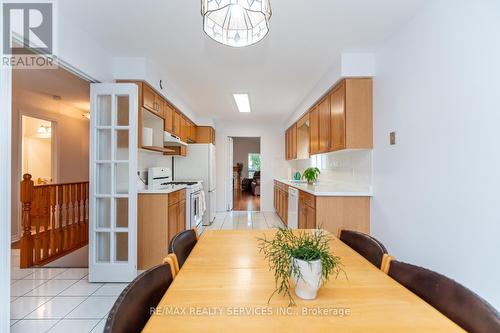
[174,144,216,226]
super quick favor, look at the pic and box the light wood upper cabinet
[142,83,164,118]
[309,106,320,155]
[118,80,199,157]
[164,103,174,133]
[142,84,156,112]
[285,128,290,160]
[318,97,331,153]
[285,77,373,160]
[180,116,188,142]
[296,113,310,160]
[345,78,373,149]
[330,78,373,151]
[196,126,216,145]
[285,124,297,161]
[188,121,197,143]
[330,82,346,151]
[172,111,181,136]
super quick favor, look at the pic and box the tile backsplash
[286,149,372,186]
[138,150,173,185]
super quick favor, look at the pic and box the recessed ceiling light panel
[233,93,251,113]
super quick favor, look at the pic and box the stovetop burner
[162,181,198,186]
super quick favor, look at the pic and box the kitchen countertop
[276,179,372,197]
[137,185,187,194]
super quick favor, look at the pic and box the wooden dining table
[142,230,464,332]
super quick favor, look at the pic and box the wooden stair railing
[20,174,89,268]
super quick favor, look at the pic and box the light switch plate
[390,132,396,145]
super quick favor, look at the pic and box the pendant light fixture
[201,0,272,47]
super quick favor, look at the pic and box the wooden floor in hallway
[232,189,260,211]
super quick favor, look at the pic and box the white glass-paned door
[89,83,138,282]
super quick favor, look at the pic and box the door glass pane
[97,95,112,126]
[115,233,128,262]
[116,95,129,126]
[116,130,129,160]
[96,232,110,262]
[96,198,111,228]
[116,198,128,228]
[115,163,129,194]
[97,129,112,160]
[97,163,111,194]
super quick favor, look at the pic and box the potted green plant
[258,228,345,306]
[302,167,320,184]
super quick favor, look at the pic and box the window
[311,154,326,170]
[248,153,261,178]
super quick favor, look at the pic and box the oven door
[191,190,203,232]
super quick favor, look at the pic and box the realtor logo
[1,0,58,69]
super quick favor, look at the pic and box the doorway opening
[21,115,55,185]
[231,137,261,211]
[11,66,91,268]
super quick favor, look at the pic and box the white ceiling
[13,67,90,117]
[61,0,429,122]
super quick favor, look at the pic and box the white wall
[57,16,114,81]
[112,57,199,123]
[285,53,375,128]
[215,121,287,212]
[0,65,13,333]
[372,0,500,308]
[233,137,261,179]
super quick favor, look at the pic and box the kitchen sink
[289,180,307,184]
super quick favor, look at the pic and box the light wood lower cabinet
[274,181,288,225]
[275,180,370,234]
[315,196,370,233]
[137,189,186,270]
[298,191,316,229]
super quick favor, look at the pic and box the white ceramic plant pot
[291,258,322,300]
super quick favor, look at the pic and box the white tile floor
[10,250,125,333]
[10,211,281,332]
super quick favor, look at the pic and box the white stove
[147,167,205,236]
[174,180,204,236]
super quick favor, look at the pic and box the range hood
[164,131,188,147]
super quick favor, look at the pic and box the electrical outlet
[390,132,396,145]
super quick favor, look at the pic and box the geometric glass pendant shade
[201,0,272,47]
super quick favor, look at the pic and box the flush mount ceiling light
[37,125,52,138]
[233,93,251,113]
[201,0,272,47]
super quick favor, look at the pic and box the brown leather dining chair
[104,263,174,333]
[168,228,198,269]
[338,229,388,269]
[387,260,500,333]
